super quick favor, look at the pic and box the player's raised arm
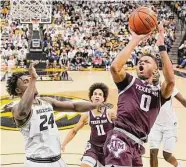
[61,113,88,152]
[108,109,117,121]
[41,97,112,112]
[175,93,186,107]
[110,30,148,83]
[12,62,38,120]
[157,23,175,99]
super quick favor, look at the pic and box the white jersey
[20,98,61,158]
[154,88,179,126]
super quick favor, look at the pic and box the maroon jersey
[115,73,168,141]
[88,109,114,147]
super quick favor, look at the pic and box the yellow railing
[1,67,136,73]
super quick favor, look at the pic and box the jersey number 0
[140,94,152,112]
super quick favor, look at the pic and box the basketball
[129,7,158,35]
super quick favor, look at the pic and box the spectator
[7,55,16,72]
[177,40,186,68]
[3,46,12,59]
[92,56,103,68]
[179,40,186,58]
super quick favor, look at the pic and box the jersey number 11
[96,124,105,136]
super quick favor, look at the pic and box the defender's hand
[29,61,39,79]
[104,103,114,109]
[97,102,114,112]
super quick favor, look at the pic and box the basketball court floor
[1,69,186,167]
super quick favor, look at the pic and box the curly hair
[6,72,26,96]
[88,83,109,102]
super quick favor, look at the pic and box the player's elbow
[161,80,175,99]
[166,82,175,94]
[15,110,29,120]
[165,75,175,87]
[110,63,120,74]
[166,80,175,88]
[15,105,30,118]
[165,81,175,97]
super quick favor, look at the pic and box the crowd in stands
[1,0,29,72]
[167,1,186,24]
[165,1,186,69]
[42,0,177,71]
[0,0,185,76]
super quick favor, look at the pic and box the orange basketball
[129,7,158,35]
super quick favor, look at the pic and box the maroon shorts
[103,130,145,167]
[81,141,105,167]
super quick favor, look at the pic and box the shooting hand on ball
[129,27,152,43]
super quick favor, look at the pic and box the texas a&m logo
[107,135,127,158]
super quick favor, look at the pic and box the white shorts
[149,123,177,153]
[25,159,67,167]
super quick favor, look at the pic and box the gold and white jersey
[20,98,61,158]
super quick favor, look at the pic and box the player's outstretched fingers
[32,60,39,66]
[28,61,39,79]
[104,103,114,109]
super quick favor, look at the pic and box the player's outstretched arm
[110,29,148,83]
[12,62,38,120]
[175,93,186,107]
[108,109,117,121]
[41,97,113,112]
[61,113,88,152]
[157,23,175,98]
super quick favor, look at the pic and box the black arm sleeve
[160,93,171,106]
[115,73,133,92]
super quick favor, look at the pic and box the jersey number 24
[40,113,55,131]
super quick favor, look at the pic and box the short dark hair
[6,72,26,96]
[140,53,159,68]
[88,83,109,102]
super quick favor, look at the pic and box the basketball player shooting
[103,22,175,167]
[6,61,111,167]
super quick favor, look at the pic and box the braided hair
[6,72,26,96]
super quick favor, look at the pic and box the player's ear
[15,88,21,95]
[152,69,156,75]
[153,69,160,80]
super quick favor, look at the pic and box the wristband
[158,45,166,52]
